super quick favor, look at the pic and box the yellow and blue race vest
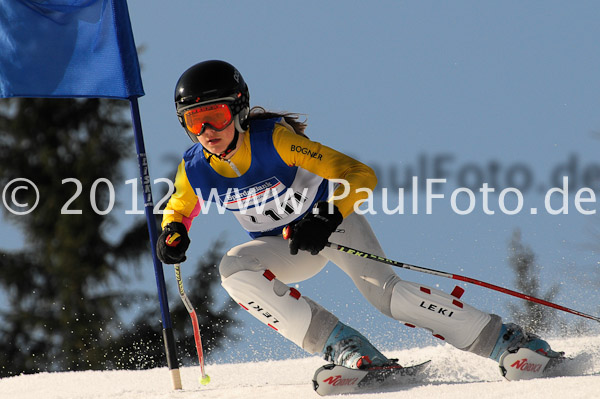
[183,118,329,238]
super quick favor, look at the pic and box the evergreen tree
[507,229,560,333]
[0,98,237,376]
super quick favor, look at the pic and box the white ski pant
[220,212,502,356]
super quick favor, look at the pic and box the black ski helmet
[174,60,250,143]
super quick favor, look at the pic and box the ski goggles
[182,103,233,135]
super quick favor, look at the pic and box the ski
[312,360,431,396]
[499,348,553,380]
[500,347,594,380]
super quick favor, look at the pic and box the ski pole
[281,226,600,323]
[174,262,211,386]
[165,231,210,386]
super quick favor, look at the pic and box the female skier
[157,60,561,375]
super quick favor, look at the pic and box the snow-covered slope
[1,336,598,399]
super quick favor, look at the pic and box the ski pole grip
[166,232,181,247]
[282,225,292,240]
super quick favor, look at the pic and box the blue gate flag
[0,0,144,99]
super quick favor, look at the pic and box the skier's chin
[205,140,224,152]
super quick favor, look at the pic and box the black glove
[287,201,343,255]
[157,222,190,264]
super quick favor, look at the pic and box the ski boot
[322,321,397,369]
[489,323,564,380]
[489,323,563,362]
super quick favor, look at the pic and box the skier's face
[198,119,237,155]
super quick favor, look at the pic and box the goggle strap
[176,96,237,115]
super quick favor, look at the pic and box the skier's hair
[248,106,308,138]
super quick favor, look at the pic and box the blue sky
[123,1,600,362]
[3,1,600,364]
